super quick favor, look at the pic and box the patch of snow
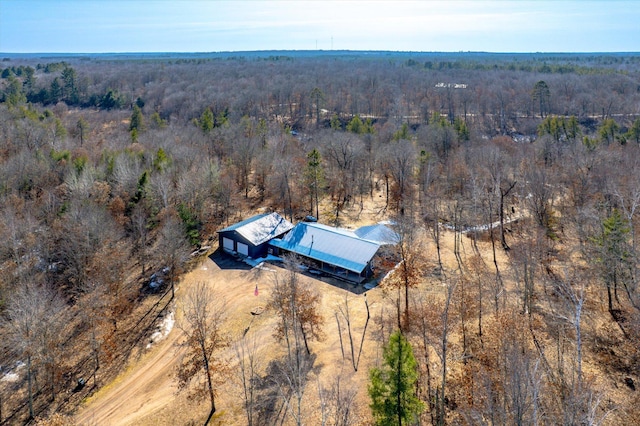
[191,245,211,257]
[253,261,276,272]
[246,255,283,269]
[1,371,19,383]
[146,311,175,349]
[1,361,25,383]
[442,215,520,235]
[380,259,404,287]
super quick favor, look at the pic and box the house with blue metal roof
[217,212,294,259]
[268,222,383,283]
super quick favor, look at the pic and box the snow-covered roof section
[218,212,294,246]
[354,223,400,245]
[269,222,380,274]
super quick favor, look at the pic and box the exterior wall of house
[267,244,373,283]
[218,231,255,257]
[217,212,294,259]
[250,242,269,258]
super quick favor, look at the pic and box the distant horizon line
[2,50,640,57]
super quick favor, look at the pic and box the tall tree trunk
[397,331,403,426]
[396,286,402,331]
[355,296,370,372]
[300,323,311,355]
[459,279,467,362]
[404,281,410,331]
[315,184,320,219]
[433,216,443,273]
[335,313,345,360]
[201,342,216,425]
[438,286,453,426]
[453,205,463,272]
[607,280,614,312]
[477,268,483,341]
[403,257,411,331]
[50,363,56,402]
[500,181,516,250]
[489,198,503,312]
[27,355,34,420]
[385,174,390,211]
[92,324,99,388]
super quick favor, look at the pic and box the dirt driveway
[74,250,383,425]
[74,252,271,425]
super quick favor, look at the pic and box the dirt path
[74,329,183,425]
[73,246,387,425]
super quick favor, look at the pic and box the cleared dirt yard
[73,246,395,425]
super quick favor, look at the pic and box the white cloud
[1,0,639,52]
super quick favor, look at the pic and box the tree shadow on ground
[254,352,317,426]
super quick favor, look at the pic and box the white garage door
[237,242,249,256]
[223,237,234,251]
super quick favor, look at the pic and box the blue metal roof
[354,223,400,245]
[269,222,380,273]
[218,212,294,246]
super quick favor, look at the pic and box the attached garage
[222,237,234,251]
[217,212,294,259]
[237,242,249,256]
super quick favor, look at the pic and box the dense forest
[1,51,640,425]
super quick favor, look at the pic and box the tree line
[0,52,639,423]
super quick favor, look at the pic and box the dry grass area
[66,191,640,425]
[71,252,382,425]
[70,194,396,425]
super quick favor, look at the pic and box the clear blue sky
[1,0,638,53]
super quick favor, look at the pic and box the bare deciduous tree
[269,257,325,355]
[5,282,66,419]
[384,215,426,331]
[317,370,359,426]
[267,258,324,425]
[336,293,371,372]
[382,139,416,215]
[234,329,262,426]
[78,279,109,388]
[322,132,364,223]
[176,281,228,425]
[156,212,191,300]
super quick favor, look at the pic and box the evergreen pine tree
[129,104,145,132]
[369,330,424,425]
